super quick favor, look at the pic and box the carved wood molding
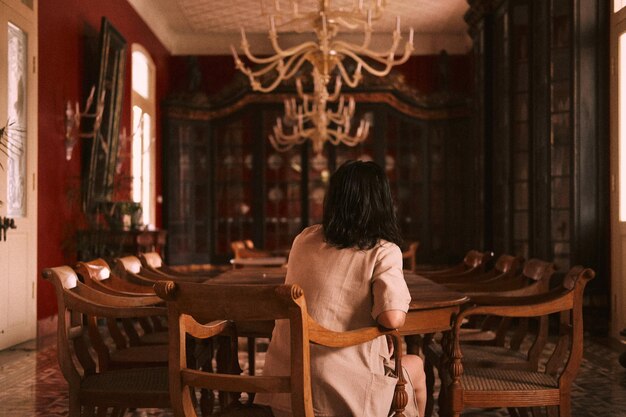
[164,90,470,122]
[164,58,471,122]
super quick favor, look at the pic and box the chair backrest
[416,249,493,280]
[113,255,167,285]
[231,240,247,259]
[464,250,494,269]
[140,251,164,269]
[76,258,156,295]
[493,254,524,274]
[232,239,273,260]
[154,281,408,417]
[503,257,556,294]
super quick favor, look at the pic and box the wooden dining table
[203,267,468,415]
[208,268,469,336]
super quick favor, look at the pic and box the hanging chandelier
[230,0,414,93]
[231,0,412,153]
[270,71,370,154]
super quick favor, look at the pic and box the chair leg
[83,406,96,417]
[424,357,435,417]
[248,337,256,375]
[200,389,215,416]
[68,392,81,417]
[405,335,422,355]
[547,406,559,417]
[507,407,521,417]
[530,407,544,417]
[109,408,125,417]
[557,397,571,417]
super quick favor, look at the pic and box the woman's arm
[377,309,406,329]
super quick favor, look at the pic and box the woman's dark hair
[322,160,402,250]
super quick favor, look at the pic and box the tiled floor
[0,335,625,417]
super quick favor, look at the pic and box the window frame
[130,43,156,228]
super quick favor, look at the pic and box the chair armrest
[307,319,397,348]
[455,288,573,328]
[462,286,570,308]
[465,282,544,300]
[65,290,167,318]
[76,282,162,307]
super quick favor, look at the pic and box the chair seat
[457,345,531,369]
[80,367,170,407]
[461,367,558,391]
[111,344,169,367]
[425,342,530,369]
[458,328,497,343]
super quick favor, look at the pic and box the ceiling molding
[170,32,471,56]
[128,0,472,56]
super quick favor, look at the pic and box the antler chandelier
[270,72,369,154]
[231,0,414,93]
[231,0,413,153]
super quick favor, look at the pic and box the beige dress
[255,224,419,417]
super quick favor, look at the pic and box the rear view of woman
[256,160,426,417]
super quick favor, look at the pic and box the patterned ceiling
[128,0,471,55]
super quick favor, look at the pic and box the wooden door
[0,0,38,350]
[611,1,626,338]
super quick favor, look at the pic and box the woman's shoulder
[299,224,323,237]
[293,224,323,243]
[374,239,402,260]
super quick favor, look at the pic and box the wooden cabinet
[467,0,609,298]
[163,71,474,265]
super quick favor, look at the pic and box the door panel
[0,0,37,350]
[611,4,626,338]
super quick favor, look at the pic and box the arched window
[131,44,156,228]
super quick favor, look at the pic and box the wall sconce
[64,86,105,161]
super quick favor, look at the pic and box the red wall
[38,0,170,319]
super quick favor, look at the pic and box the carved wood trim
[164,90,470,122]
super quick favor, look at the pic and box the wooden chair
[437,265,595,417]
[454,258,557,346]
[139,251,224,279]
[415,250,494,279]
[115,255,213,285]
[76,257,156,296]
[421,259,556,417]
[45,265,169,370]
[463,258,557,299]
[154,280,410,417]
[75,258,169,346]
[402,241,419,272]
[42,266,170,416]
[426,254,523,285]
[231,240,272,259]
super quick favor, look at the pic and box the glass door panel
[264,106,303,250]
[213,113,254,257]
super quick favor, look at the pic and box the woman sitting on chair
[256,160,425,417]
